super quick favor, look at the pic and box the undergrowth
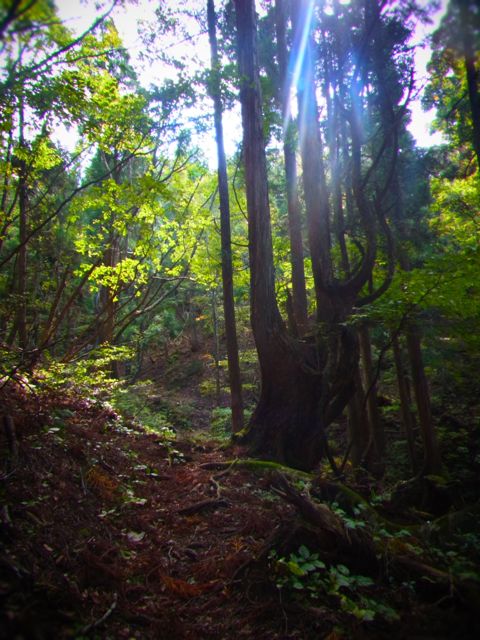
[269,545,398,624]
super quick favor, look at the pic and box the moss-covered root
[199,458,314,481]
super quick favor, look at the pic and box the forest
[0,0,479,637]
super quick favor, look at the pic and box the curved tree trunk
[234,0,356,469]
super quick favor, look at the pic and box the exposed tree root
[270,473,480,611]
[199,458,314,480]
[177,498,230,516]
[270,473,379,574]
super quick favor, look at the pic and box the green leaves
[269,545,396,623]
[431,174,480,246]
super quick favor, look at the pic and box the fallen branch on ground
[80,593,117,635]
[177,498,229,516]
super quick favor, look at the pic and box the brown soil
[0,380,300,639]
[1,379,478,639]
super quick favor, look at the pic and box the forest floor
[1,346,480,639]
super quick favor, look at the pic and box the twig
[80,593,118,635]
[178,498,229,516]
[0,469,16,481]
[3,415,18,462]
[79,469,87,496]
[199,461,231,470]
[1,504,12,526]
[199,459,240,479]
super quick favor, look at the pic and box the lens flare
[283,0,316,135]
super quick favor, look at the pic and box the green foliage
[330,502,368,530]
[268,545,398,623]
[269,545,325,590]
[424,0,480,162]
[210,406,232,440]
[38,344,133,394]
[199,378,218,397]
[111,381,193,433]
[111,383,177,438]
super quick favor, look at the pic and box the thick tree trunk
[235,0,280,336]
[275,0,308,334]
[207,0,244,432]
[324,44,350,280]
[293,1,333,319]
[234,0,356,470]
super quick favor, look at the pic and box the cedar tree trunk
[274,0,308,334]
[234,0,356,470]
[207,0,244,432]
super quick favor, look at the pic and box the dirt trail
[1,382,478,639]
[0,390,297,639]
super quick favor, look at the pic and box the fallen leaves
[85,466,120,501]
[159,574,219,599]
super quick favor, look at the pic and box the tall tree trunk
[274,0,308,334]
[358,324,384,475]
[392,334,418,474]
[207,0,244,432]
[16,155,27,355]
[234,0,357,470]
[97,156,124,377]
[457,0,480,172]
[211,288,221,407]
[15,99,28,356]
[406,322,442,475]
[369,4,442,476]
[293,1,334,320]
[98,241,118,345]
[324,38,350,280]
[347,368,370,467]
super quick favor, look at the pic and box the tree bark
[207,0,244,432]
[234,0,357,470]
[406,322,442,475]
[211,288,221,406]
[16,156,28,354]
[392,334,418,474]
[359,324,385,474]
[368,5,441,476]
[98,241,118,345]
[458,0,480,172]
[347,367,370,468]
[274,0,308,334]
[293,0,334,320]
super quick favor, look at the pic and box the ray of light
[283,0,315,135]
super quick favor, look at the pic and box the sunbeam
[283,0,315,135]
